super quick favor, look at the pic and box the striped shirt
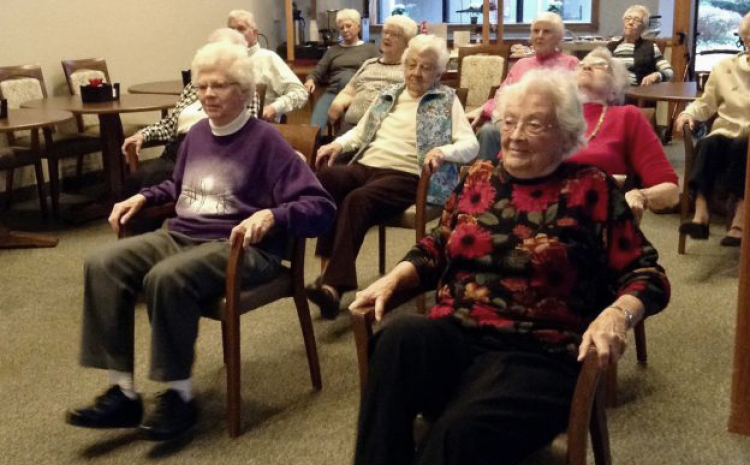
[610,41,673,85]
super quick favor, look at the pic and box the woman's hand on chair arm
[674,112,695,133]
[108,194,147,234]
[577,295,645,369]
[350,261,421,321]
[316,142,343,169]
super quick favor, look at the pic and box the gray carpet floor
[3,140,750,464]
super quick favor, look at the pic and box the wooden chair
[0,64,100,214]
[120,123,322,438]
[61,58,111,133]
[349,290,612,465]
[455,87,469,109]
[457,45,510,113]
[0,132,47,215]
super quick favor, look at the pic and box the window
[373,0,595,28]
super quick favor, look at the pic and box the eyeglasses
[382,28,403,39]
[577,59,610,71]
[196,81,238,93]
[500,117,554,136]
[623,15,644,24]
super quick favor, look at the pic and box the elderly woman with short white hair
[305,34,478,320]
[567,47,679,221]
[304,8,381,129]
[350,70,669,465]
[675,11,750,246]
[472,12,579,159]
[607,4,673,86]
[328,14,419,132]
[66,40,335,441]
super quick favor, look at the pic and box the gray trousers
[79,229,281,382]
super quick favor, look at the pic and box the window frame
[370,0,600,34]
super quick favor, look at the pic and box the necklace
[586,105,608,141]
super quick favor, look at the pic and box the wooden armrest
[117,202,176,238]
[415,166,434,241]
[566,347,609,465]
[125,142,139,172]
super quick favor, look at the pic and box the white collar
[247,43,260,57]
[210,110,251,136]
[341,40,364,47]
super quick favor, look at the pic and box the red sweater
[566,103,678,188]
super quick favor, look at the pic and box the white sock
[169,379,193,402]
[108,370,137,399]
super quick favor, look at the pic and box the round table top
[0,108,74,132]
[128,80,184,95]
[625,81,699,103]
[21,94,179,115]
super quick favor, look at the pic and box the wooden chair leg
[605,363,617,407]
[350,308,375,394]
[222,314,242,438]
[75,153,85,183]
[634,320,647,365]
[32,160,48,217]
[221,320,229,365]
[378,225,386,275]
[42,130,61,216]
[589,384,612,465]
[4,168,14,210]
[293,291,322,390]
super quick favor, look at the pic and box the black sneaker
[139,389,198,441]
[305,280,341,320]
[66,385,143,429]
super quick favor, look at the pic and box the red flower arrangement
[511,182,560,213]
[448,223,493,259]
[88,77,104,87]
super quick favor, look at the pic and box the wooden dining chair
[119,123,322,438]
[0,64,100,214]
[61,58,111,133]
[350,290,612,465]
[457,44,510,113]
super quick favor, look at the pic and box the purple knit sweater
[140,118,335,256]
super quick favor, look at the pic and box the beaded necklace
[586,105,608,141]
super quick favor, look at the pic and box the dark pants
[122,137,184,198]
[315,163,419,291]
[79,229,281,381]
[690,134,749,198]
[354,316,579,465]
[310,71,356,129]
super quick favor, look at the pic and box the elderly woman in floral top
[350,70,670,465]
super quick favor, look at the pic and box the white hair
[206,28,248,47]
[336,9,361,26]
[402,34,450,74]
[384,15,419,41]
[623,5,650,28]
[583,47,631,104]
[532,12,565,40]
[493,70,586,158]
[740,11,750,39]
[192,41,255,100]
[228,9,257,30]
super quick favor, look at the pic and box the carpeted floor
[3,140,750,464]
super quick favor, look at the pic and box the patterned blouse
[404,160,670,355]
[139,83,260,144]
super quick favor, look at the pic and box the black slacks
[354,316,579,465]
[315,163,419,291]
[690,134,749,198]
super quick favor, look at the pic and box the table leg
[0,226,58,249]
[30,128,49,218]
[41,128,59,216]
[98,113,126,198]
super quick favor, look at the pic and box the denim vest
[349,83,458,205]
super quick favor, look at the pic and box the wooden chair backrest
[0,64,48,143]
[61,58,111,132]
[457,44,511,83]
[271,123,320,170]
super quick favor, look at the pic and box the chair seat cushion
[203,266,292,321]
[380,203,443,229]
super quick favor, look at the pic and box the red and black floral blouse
[404,159,670,355]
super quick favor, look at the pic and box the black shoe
[139,390,198,441]
[305,280,341,320]
[679,221,710,239]
[66,385,143,429]
[720,227,742,247]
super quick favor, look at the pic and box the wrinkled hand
[423,148,445,175]
[624,189,647,223]
[328,102,344,124]
[349,274,399,321]
[577,308,628,369]
[121,132,144,157]
[108,194,147,234]
[315,142,343,169]
[230,209,275,248]
[674,112,695,133]
[304,80,316,94]
[261,105,277,121]
[640,72,661,86]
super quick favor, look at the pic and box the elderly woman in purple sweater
[65,41,335,441]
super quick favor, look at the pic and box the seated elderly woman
[305,9,380,130]
[567,47,679,221]
[121,28,257,194]
[470,12,579,160]
[350,71,670,465]
[327,14,418,133]
[675,11,750,247]
[65,41,335,440]
[305,34,478,319]
[607,5,673,87]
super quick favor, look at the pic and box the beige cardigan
[682,53,750,138]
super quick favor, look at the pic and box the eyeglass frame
[622,15,644,25]
[195,81,239,94]
[499,117,556,137]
